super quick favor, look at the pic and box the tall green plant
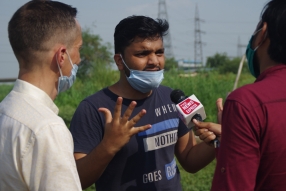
[0,84,13,101]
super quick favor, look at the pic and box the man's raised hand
[98,97,151,154]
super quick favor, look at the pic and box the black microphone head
[170,89,186,104]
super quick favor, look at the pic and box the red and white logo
[178,98,200,115]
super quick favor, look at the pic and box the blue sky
[0,0,268,78]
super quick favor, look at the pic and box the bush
[206,53,248,75]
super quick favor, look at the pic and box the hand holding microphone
[170,89,220,148]
[193,119,221,148]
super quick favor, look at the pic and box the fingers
[194,128,207,136]
[121,101,137,125]
[193,119,222,136]
[127,109,151,135]
[98,108,112,123]
[113,97,123,120]
[202,134,217,144]
[101,98,150,135]
[193,119,211,129]
[132,124,152,134]
[194,128,217,144]
[199,131,216,141]
[208,123,222,135]
[128,109,146,126]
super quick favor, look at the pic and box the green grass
[0,84,13,101]
[180,160,216,191]
[0,69,254,191]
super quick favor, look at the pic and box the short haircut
[8,0,78,63]
[261,0,286,63]
[114,15,169,54]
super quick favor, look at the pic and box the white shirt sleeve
[21,122,82,191]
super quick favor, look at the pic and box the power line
[206,20,258,24]
[194,4,205,65]
[158,0,174,58]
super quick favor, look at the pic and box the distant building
[177,59,203,72]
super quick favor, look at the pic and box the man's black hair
[261,0,286,63]
[114,15,169,54]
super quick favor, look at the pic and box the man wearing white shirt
[0,1,150,190]
[0,1,83,190]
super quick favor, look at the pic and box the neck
[18,68,58,101]
[260,58,278,74]
[258,40,279,74]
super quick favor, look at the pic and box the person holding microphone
[194,0,286,190]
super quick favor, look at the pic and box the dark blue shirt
[70,85,190,191]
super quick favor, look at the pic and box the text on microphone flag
[178,98,200,114]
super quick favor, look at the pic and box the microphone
[170,89,219,148]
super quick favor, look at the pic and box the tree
[77,28,113,78]
[206,53,247,74]
[164,57,178,71]
[206,53,229,68]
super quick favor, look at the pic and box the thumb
[98,108,112,124]
[193,119,222,136]
[216,98,223,124]
[193,119,210,129]
[216,98,223,112]
[207,123,222,136]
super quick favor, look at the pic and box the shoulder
[81,87,117,107]
[72,87,117,121]
[0,91,66,133]
[83,88,108,102]
[75,88,109,111]
[226,83,261,109]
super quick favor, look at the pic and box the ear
[114,54,124,70]
[255,22,268,46]
[55,47,67,68]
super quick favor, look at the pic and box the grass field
[0,69,254,191]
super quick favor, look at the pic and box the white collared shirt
[0,80,81,191]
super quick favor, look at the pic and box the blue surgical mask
[245,29,262,78]
[57,51,78,94]
[120,54,164,93]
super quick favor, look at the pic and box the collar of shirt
[256,64,286,82]
[12,79,59,115]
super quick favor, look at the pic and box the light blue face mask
[245,29,262,78]
[57,51,78,94]
[120,54,164,93]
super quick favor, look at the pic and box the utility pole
[237,36,247,57]
[158,0,174,58]
[194,4,205,66]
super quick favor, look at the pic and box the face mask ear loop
[253,28,267,51]
[56,54,63,77]
[66,50,74,68]
[253,28,264,51]
[120,54,131,71]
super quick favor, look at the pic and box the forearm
[180,142,215,173]
[76,142,117,189]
